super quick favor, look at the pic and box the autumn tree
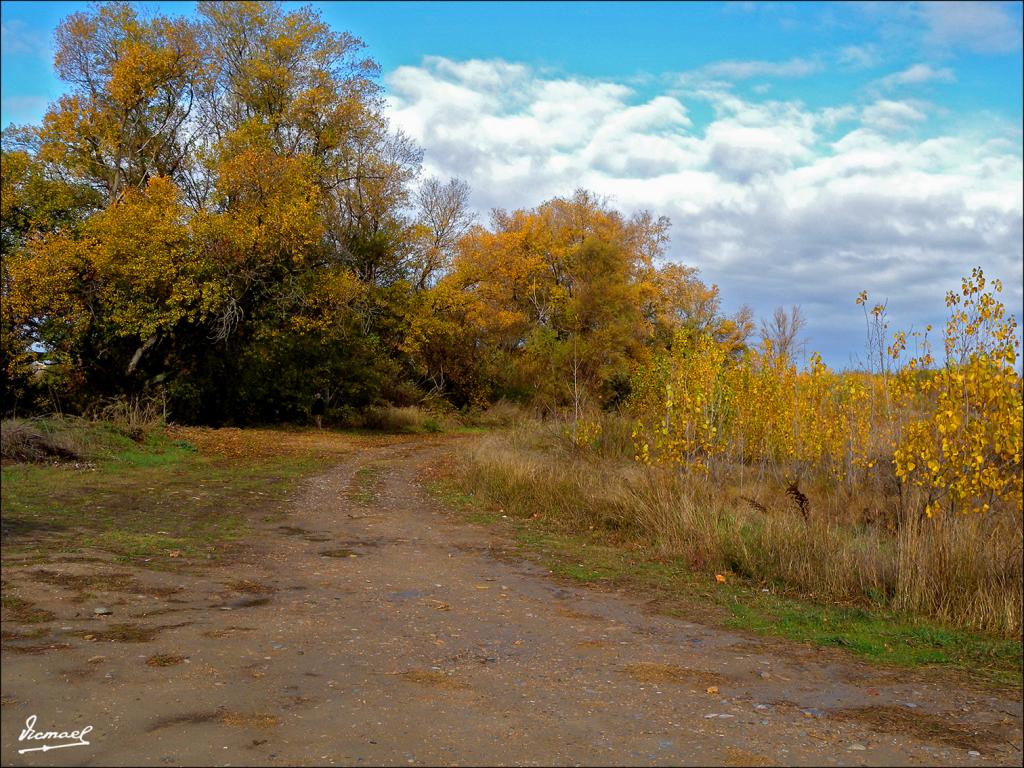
[4,1,428,421]
[1,128,103,410]
[5,174,218,407]
[197,1,420,287]
[167,1,422,420]
[761,305,807,361]
[5,1,749,426]
[409,177,474,290]
[41,1,203,202]
[413,190,676,408]
[5,2,210,407]
[647,263,754,354]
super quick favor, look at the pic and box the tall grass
[2,391,171,464]
[0,412,169,463]
[460,417,1022,637]
[91,392,167,436]
[352,400,529,433]
[0,418,80,462]
[358,405,445,433]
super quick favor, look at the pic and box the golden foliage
[9,176,218,344]
[631,269,1022,521]
[893,269,1022,516]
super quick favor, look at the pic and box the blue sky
[2,1,1022,366]
[4,2,1022,129]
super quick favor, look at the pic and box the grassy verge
[342,400,524,435]
[427,470,1023,689]
[1,420,339,567]
[348,464,384,505]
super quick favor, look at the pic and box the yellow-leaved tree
[894,268,1023,517]
[434,190,673,410]
[7,176,218,379]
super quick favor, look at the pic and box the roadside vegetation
[1,0,1019,686]
[430,436,1022,686]
[437,268,1022,639]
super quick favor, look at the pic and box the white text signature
[18,714,93,754]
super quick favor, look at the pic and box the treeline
[1,0,750,424]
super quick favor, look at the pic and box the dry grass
[226,579,276,595]
[74,622,189,643]
[163,425,363,460]
[830,705,1012,751]
[219,711,278,728]
[202,626,256,639]
[460,419,1023,636]
[723,747,778,767]
[354,400,528,433]
[1,642,71,654]
[555,606,602,621]
[357,405,456,434]
[27,569,181,598]
[1,594,55,624]
[145,653,186,667]
[147,708,277,731]
[92,393,166,441]
[0,419,79,462]
[146,710,223,732]
[623,662,725,686]
[465,399,527,428]
[398,669,470,690]
[319,548,357,558]
[894,511,1024,636]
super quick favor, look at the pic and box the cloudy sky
[2,1,1022,366]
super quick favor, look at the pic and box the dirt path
[2,438,1022,766]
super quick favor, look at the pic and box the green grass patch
[348,464,384,505]
[425,480,477,509]
[723,596,1022,684]
[465,511,501,525]
[422,417,444,434]
[83,532,195,559]
[1,422,326,567]
[425,479,501,524]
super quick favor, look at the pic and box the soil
[2,437,1021,766]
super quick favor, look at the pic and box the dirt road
[2,438,1021,766]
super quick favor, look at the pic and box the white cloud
[697,57,823,80]
[386,56,1024,364]
[837,44,882,70]
[918,1,1023,54]
[386,57,697,208]
[675,57,827,87]
[0,20,47,57]
[861,99,929,132]
[873,63,956,90]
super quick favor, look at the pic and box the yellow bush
[894,269,1022,516]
